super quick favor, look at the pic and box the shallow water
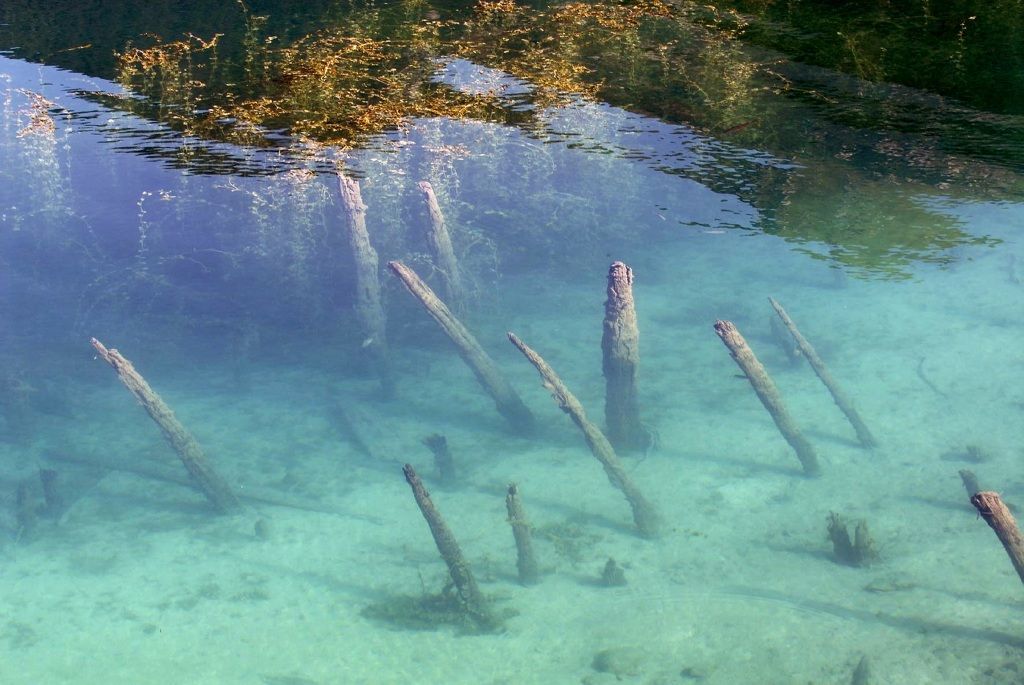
[1,2,1024,684]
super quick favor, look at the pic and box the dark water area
[1,2,1023,683]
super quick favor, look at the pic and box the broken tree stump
[338,173,395,398]
[388,260,534,433]
[602,261,650,454]
[971,491,1024,586]
[713,320,820,476]
[768,297,876,448]
[423,434,456,485]
[508,332,658,538]
[505,482,539,585]
[418,181,466,313]
[90,338,241,513]
[402,463,493,627]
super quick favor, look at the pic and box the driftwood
[90,338,240,512]
[505,482,539,585]
[713,321,820,476]
[768,297,876,448]
[602,261,649,453]
[389,260,534,433]
[418,181,466,313]
[508,332,658,538]
[402,463,492,625]
[971,491,1024,586]
[338,174,395,398]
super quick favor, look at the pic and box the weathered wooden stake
[713,321,820,476]
[602,261,650,454]
[508,332,658,538]
[389,260,534,433]
[338,173,395,398]
[768,297,876,448]
[91,338,240,513]
[505,482,539,585]
[402,463,492,625]
[418,181,466,313]
[971,491,1024,586]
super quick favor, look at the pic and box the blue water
[1,25,1024,685]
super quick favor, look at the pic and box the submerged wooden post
[971,491,1024,586]
[713,321,820,476]
[602,261,650,454]
[505,483,539,585]
[388,260,534,433]
[768,297,876,448]
[338,173,394,398]
[418,181,466,313]
[402,463,492,625]
[508,332,658,538]
[90,338,240,513]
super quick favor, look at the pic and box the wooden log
[90,338,241,513]
[713,321,820,476]
[402,463,492,625]
[507,332,658,538]
[418,181,466,313]
[971,491,1024,586]
[505,482,539,585]
[338,173,395,398]
[768,297,876,448]
[388,260,534,433]
[602,261,650,454]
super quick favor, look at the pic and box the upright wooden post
[508,332,658,538]
[768,297,876,448]
[338,173,394,398]
[418,181,466,313]
[90,338,240,513]
[388,260,534,433]
[506,483,539,585]
[602,261,649,453]
[713,321,820,476]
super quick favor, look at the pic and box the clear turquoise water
[2,5,1024,684]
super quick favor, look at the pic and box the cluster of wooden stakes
[79,173,1024,632]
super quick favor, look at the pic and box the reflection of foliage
[774,174,998,279]
[115,2,511,149]
[111,0,769,146]
[714,0,1024,116]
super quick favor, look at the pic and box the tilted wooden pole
[768,297,876,448]
[713,321,820,476]
[403,463,493,626]
[418,181,466,313]
[338,173,395,398]
[602,261,649,453]
[90,338,240,513]
[388,260,534,433]
[508,332,658,538]
[971,491,1024,587]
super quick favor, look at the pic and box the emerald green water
[1,2,1022,683]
